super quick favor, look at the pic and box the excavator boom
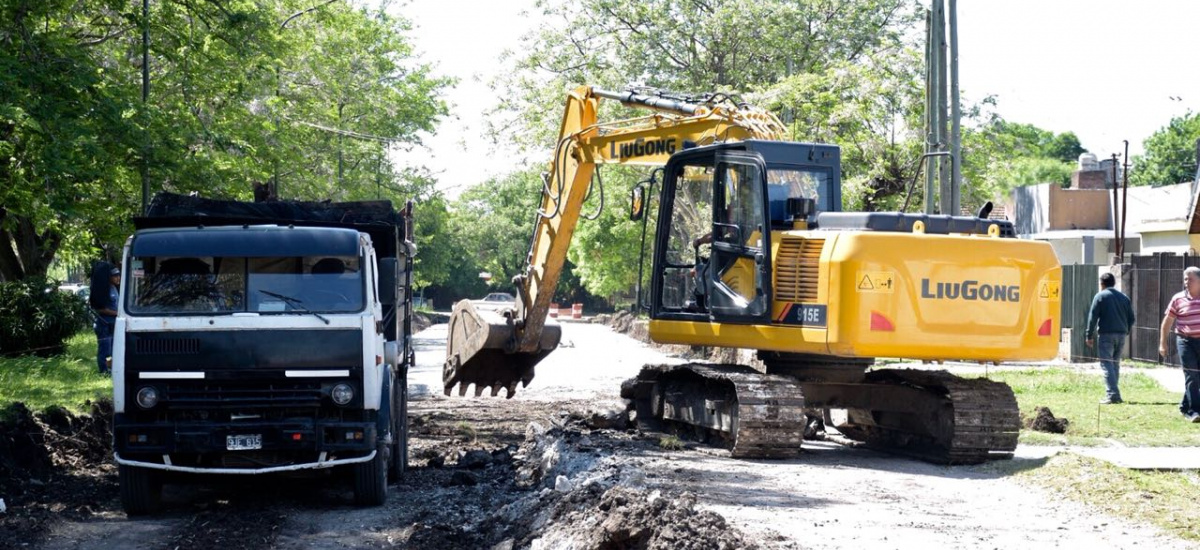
[443,86,784,398]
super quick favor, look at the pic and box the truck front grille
[135,337,201,355]
[164,381,324,409]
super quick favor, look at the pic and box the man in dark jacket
[1086,272,1135,404]
[89,262,120,375]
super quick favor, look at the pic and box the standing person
[1159,266,1200,423]
[1085,272,1135,404]
[89,261,120,375]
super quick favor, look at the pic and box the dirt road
[9,322,1197,549]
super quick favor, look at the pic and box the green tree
[1131,112,1200,186]
[453,168,544,284]
[760,50,925,212]
[1046,132,1085,164]
[0,0,448,282]
[490,0,922,150]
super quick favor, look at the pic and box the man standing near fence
[1086,272,1135,404]
[1159,266,1200,423]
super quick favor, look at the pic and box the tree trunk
[0,208,62,281]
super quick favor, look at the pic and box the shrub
[0,277,90,357]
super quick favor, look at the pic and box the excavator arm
[443,86,785,398]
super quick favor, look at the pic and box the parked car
[472,292,515,312]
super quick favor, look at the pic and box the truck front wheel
[353,445,388,506]
[119,464,162,516]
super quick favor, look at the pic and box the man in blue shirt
[1085,272,1135,404]
[90,263,120,375]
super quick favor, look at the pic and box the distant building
[1006,169,1198,264]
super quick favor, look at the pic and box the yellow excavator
[444,86,1062,463]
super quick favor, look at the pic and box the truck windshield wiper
[258,290,330,325]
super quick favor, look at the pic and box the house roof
[1022,229,1135,240]
[1120,181,1192,229]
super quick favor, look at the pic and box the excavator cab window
[658,163,714,313]
[707,154,771,321]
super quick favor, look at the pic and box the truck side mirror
[630,184,646,221]
[378,258,398,306]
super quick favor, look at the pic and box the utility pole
[936,0,950,215]
[140,0,150,214]
[923,6,940,215]
[1110,153,1120,262]
[1120,140,1130,263]
[924,0,963,216]
[949,0,962,215]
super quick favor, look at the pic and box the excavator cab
[647,140,840,324]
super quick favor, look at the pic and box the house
[1006,155,1199,264]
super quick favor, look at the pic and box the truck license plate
[226,434,262,451]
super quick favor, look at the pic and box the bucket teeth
[505,381,518,399]
[474,385,485,397]
[490,384,502,397]
[458,383,469,397]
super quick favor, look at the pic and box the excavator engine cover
[443,300,561,398]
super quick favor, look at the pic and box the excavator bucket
[443,299,561,399]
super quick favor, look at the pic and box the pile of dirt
[0,400,112,493]
[0,400,118,545]
[602,310,651,344]
[413,311,450,332]
[530,484,758,550]
[400,408,756,550]
[1027,406,1069,434]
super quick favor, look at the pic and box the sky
[389,0,1200,196]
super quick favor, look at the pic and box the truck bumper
[113,418,380,473]
[113,449,374,474]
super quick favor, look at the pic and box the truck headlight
[331,383,354,406]
[136,386,160,409]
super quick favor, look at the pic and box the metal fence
[1129,254,1200,366]
[1060,264,1101,363]
[1059,254,1200,364]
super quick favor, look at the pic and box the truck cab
[112,194,414,514]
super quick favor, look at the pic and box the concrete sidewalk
[1015,444,1200,470]
[899,359,1187,394]
[1133,366,1186,394]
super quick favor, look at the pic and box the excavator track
[626,363,1019,464]
[625,363,806,459]
[816,369,1020,465]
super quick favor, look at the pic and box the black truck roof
[134,192,409,258]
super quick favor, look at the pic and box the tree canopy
[1131,112,1200,186]
[0,0,448,281]
[467,0,1090,303]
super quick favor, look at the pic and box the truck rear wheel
[353,445,388,506]
[118,464,162,516]
[388,371,408,481]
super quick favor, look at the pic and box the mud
[0,401,118,549]
[1027,406,1070,434]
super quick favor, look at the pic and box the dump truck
[111,192,415,514]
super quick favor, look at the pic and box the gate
[1130,254,1200,365]
[1060,264,1101,362]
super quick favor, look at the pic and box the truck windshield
[126,256,365,315]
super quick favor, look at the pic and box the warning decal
[1038,281,1061,301]
[856,271,895,293]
